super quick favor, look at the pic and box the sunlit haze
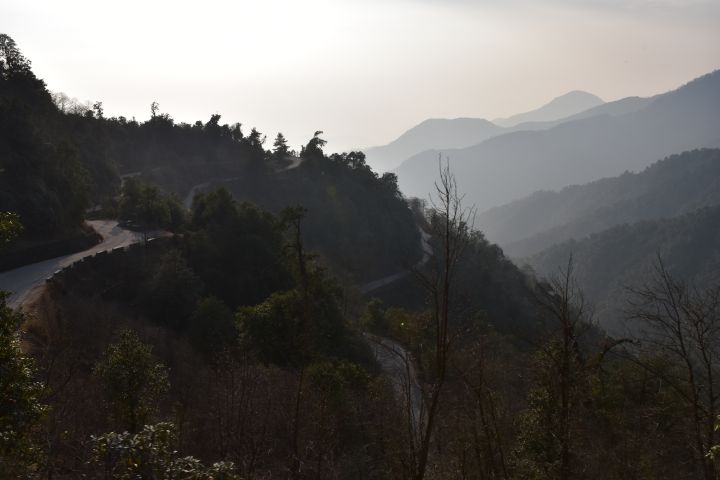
[4,0,719,152]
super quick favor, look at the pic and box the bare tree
[50,91,70,112]
[626,257,720,480]
[542,258,588,480]
[50,92,92,116]
[515,257,598,480]
[453,333,511,480]
[410,157,475,480]
[202,351,278,476]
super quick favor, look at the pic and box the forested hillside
[0,35,420,281]
[222,144,420,282]
[478,149,720,256]
[2,191,382,477]
[0,34,114,236]
[528,204,720,332]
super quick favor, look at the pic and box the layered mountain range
[363,90,606,173]
[479,148,720,257]
[392,70,720,211]
[370,69,720,332]
[528,202,720,333]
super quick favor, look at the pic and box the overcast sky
[3,0,719,152]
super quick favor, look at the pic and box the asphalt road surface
[0,220,146,309]
[359,229,432,294]
[365,332,425,432]
[359,226,433,431]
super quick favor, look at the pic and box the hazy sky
[3,0,719,152]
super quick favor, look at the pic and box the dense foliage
[367,211,540,342]
[0,34,92,236]
[0,291,45,476]
[0,211,22,245]
[184,189,291,308]
[90,422,238,480]
[118,177,185,233]
[222,136,422,281]
[3,191,382,478]
[93,330,170,433]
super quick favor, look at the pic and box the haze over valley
[391,70,720,211]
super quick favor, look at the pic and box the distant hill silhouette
[527,204,720,333]
[477,149,720,257]
[395,69,720,211]
[492,90,604,127]
[363,118,503,172]
[556,95,652,123]
[363,91,605,172]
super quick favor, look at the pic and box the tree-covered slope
[0,35,421,282]
[224,145,422,282]
[0,34,110,236]
[527,205,720,332]
[478,149,720,256]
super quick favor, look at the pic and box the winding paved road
[0,220,146,309]
[182,177,242,209]
[359,226,432,430]
[3,177,431,428]
[183,181,213,209]
[359,229,432,294]
[181,155,303,209]
[184,175,430,424]
[365,332,425,431]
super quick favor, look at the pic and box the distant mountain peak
[363,117,504,173]
[395,68,720,216]
[548,90,604,106]
[494,90,604,127]
[555,90,602,99]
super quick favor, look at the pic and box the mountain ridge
[363,90,606,172]
[476,149,720,257]
[527,203,720,333]
[492,90,604,127]
[395,69,720,212]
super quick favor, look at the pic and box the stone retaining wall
[45,237,174,289]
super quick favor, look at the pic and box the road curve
[359,229,432,294]
[359,225,433,431]
[4,170,432,430]
[0,220,146,309]
[365,332,425,431]
[5,173,431,412]
[183,177,242,209]
[188,169,432,425]
[183,181,212,209]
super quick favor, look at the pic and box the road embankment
[0,226,102,273]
